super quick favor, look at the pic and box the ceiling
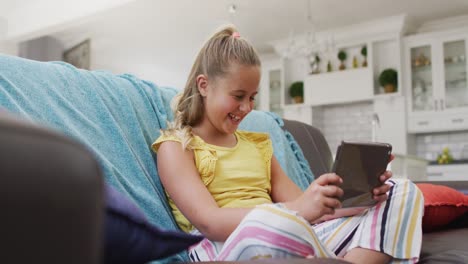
[48,0,468,53]
[4,0,468,87]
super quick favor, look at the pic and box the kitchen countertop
[429,159,468,165]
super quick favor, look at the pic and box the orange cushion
[416,183,468,232]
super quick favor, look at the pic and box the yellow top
[152,130,273,232]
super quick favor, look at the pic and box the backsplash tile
[313,101,373,155]
[416,131,468,161]
[311,102,468,162]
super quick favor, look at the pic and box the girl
[152,26,423,263]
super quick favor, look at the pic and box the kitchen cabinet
[255,56,312,124]
[258,56,313,124]
[257,57,283,117]
[405,30,468,133]
[304,67,374,106]
[303,35,403,106]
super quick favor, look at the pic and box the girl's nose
[239,100,252,113]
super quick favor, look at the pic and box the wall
[2,0,136,42]
[0,42,18,55]
[14,33,187,89]
[18,36,64,61]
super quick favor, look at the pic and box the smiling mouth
[228,113,241,122]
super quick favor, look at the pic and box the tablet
[332,141,392,208]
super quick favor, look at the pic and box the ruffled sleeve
[152,133,218,186]
[151,132,182,153]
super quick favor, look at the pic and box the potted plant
[337,50,347,70]
[289,81,304,104]
[379,68,398,93]
[361,46,367,67]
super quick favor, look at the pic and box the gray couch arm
[0,112,104,264]
[282,119,333,177]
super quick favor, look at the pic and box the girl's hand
[372,154,394,203]
[285,173,344,223]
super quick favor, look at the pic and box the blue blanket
[0,54,313,263]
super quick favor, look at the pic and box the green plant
[337,50,347,61]
[361,46,367,57]
[288,81,304,98]
[378,68,398,88]
[437,147,454,164]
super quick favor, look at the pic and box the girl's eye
[234,95,244,100]
[250,97,256,101]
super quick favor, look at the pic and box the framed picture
[63,39,91,70]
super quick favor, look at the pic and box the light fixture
[282,0,335,62]
[228,4,237,14]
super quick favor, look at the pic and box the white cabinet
[258,55,313,123]
[405,30,468,133]
[373,95,410,154]
[257,56,283,117]
[304,67,374,106]
[303,36,403,107]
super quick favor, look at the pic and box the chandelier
[282,0,336,62]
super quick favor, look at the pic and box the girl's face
[198,63,261,136]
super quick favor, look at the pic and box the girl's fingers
[373,193,388,203]
[323,196,342,211]
[379,170,392,183]
[315,173,343,186]
[322,184,344,198]
[373,183,391,196]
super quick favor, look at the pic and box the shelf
[283,103,309,110]
[373,91,402,100]
[304,67,373,106]
[412,65,432,72]
[444,60,466,67]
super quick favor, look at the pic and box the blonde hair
[163,25,261,149]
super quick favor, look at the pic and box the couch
[0,54,466,263]
[282,119,468,263]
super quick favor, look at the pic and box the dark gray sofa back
[0,112,103,264]
[282,119,333,177]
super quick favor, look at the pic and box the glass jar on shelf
[410,45,434,112]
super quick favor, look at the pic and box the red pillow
[416,183,468,232]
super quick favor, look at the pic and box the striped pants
[188,179,424,263]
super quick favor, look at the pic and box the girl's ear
[196,74,209,97]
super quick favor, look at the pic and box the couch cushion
[104,184,203,264]
[419,228,468,263]
[416,183,468,232]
